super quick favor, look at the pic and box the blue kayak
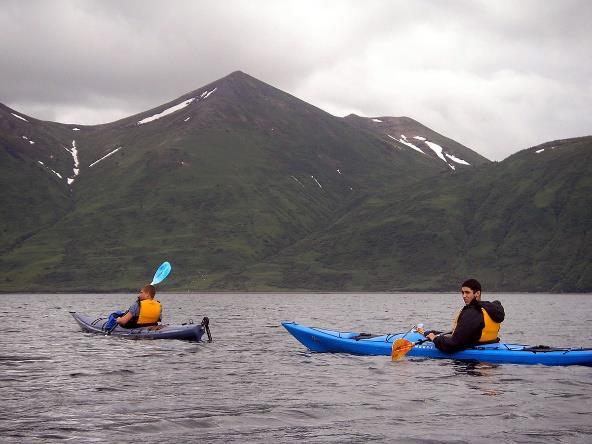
[282,322,592,367]
[71,312,212,342]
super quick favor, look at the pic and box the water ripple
[1,292,591,443]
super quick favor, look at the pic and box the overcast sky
[1,0,590,160]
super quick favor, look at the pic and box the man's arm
[116,311,133,326]
[117,300,140,326]
[433,308,484,353]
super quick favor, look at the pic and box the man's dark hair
[462,279,482,293]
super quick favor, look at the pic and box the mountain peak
[201,70,271,93]
[221,70,250,80]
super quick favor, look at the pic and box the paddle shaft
[408,331,452,348]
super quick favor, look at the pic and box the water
[1,292,591,443]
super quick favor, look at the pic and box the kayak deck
[282,321,592,367]
[71,312,210,342]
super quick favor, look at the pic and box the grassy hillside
[229,137,592,292]
[0,72,450,292]
[1,72,588,292]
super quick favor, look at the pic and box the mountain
[1,71,472,292]
[231,136,592,292]
[1,71,589,292]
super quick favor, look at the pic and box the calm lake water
[1,292,591,443]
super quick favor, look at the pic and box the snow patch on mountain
[385,132,471,170]
[136,86,218,125]
[371,118,383,123]
[204,88,217,99]
[445,153,470,165]
[311,175,323,189]
[423,141,458,169]
[536,149,545,154]
[11,113,28,122]
[291,176,304,187]
[424,141,447,163]
[37,160,65,180]
[138,98,195,125]
[72,128,80,131]
[89,147,122,168]
[390,134,424,154]
[71,141,79,174]
[60,140,81,185]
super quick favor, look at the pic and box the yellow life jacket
[136,299,162,326]
[451,307,501,343]
[479,308,501,343]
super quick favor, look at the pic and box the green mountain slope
[1,71,456,291]
[232,137,592,292]
[0,105,74,282]
[2,71,587,292]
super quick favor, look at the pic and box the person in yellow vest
[424,279,504,353]
[116,284,162,328]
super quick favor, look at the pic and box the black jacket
[433,299,505,353]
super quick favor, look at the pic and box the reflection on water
[1,292,591,443]
[450,361,505,397]
[452,360,500,376]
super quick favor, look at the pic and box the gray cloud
[1,0,590,160]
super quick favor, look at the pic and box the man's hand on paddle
[423,330,438,341]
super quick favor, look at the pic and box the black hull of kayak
[70,312,206,342]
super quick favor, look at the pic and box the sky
[1,0,590,160]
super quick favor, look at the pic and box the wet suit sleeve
[128,300,140,318]
[433,306,484,353]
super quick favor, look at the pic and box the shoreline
[2,290,591,295]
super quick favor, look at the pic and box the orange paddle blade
[391,338,414,361]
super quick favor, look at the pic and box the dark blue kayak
[282,321,592,367]
[71,312,211,342]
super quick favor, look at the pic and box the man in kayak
[424,279,505,353]
[116,284,162,328]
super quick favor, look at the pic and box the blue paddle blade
[151,261,172,285]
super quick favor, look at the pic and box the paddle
[151,261,172,285]
[391,337,429,361]
[391,329,451,361]
[391,325,419,361]
[106,262,171,335]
